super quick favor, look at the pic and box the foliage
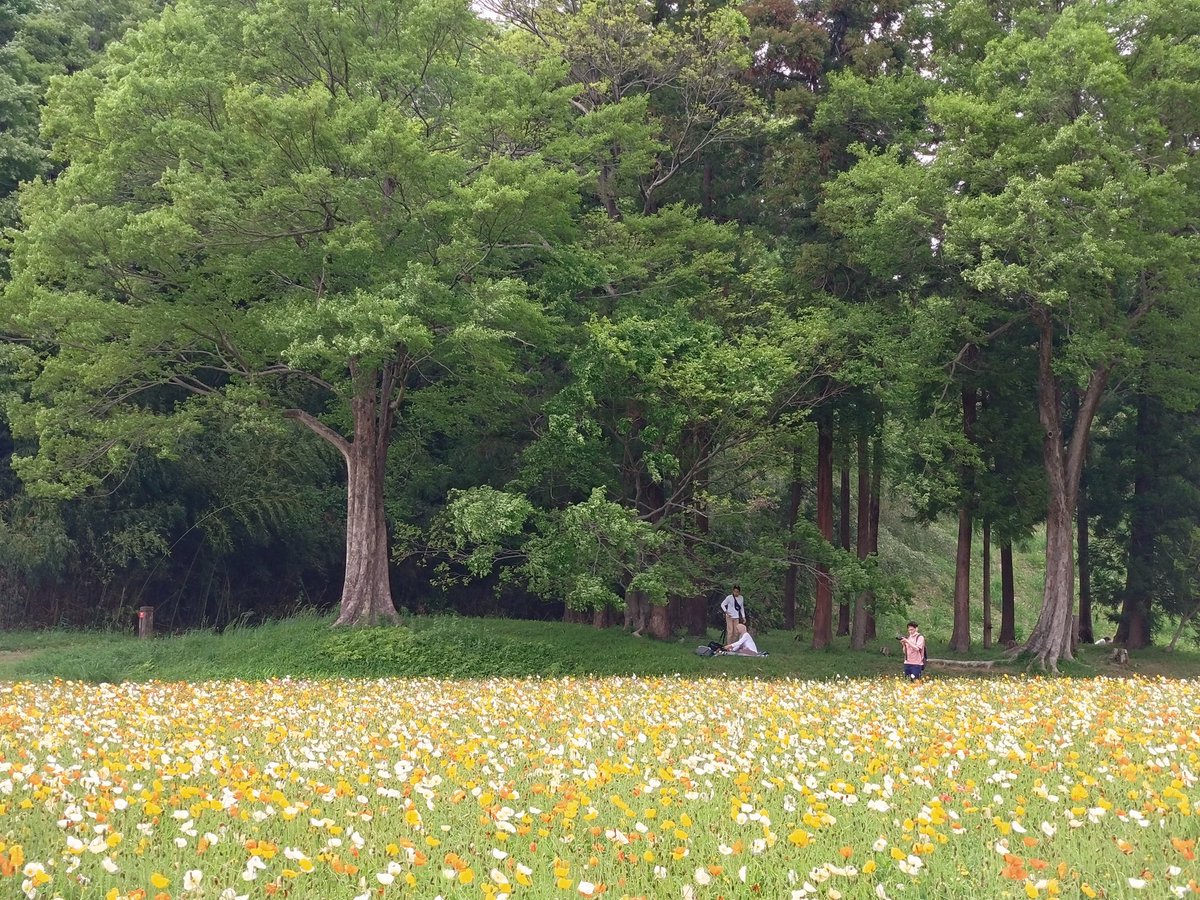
[0,0,1194,645]
[0,0,160,262]
[822,0,1200,664]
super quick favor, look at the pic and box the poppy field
[0,675,1196,899]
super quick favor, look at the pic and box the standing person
[720,585,746,644]
[898,621,926,680]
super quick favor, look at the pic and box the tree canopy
[0,0,1196,656]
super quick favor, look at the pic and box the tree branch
[282,409,351,463]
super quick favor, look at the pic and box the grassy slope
[1,509,1195,682]
[0,610,1196,682]
[878,512,1048,642]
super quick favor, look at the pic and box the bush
[319,622,574,678]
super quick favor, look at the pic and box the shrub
[320,622,573,678]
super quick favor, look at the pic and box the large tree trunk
[624,583,649,634]
[1115,395,1154,648]
[851,425,871,650]
[1022,311,1109,670]
[297,369,399,627]
[982,518,993,649]
[1026,490,1075,667]
[621,405,668,637]
[1076,470,1094,644]
[837,459,851,636]
[950,386,977,653]
[999,540,1016,645]
[812,412,834,649]
[642,481,672,640]
[782,448,803,632]
[648,603,671,640]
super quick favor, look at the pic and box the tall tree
[460,0,828,634]
[741,0,928,644]
[824,0,1200,669]
[2,0,578,625]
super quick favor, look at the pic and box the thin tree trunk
[812,412,834,649]
[851,425,871,650]
[982,518,993,649]
[643,481,671,639]
[951,506,973,652]
[1000,540,1016,645]
[1023,311,1109,670]
[950,385,977,653]
[837,459,851,636]
[598,158,622,221]
[782,448,803,632]
[686,426,710,635]
[701,160,714,219]
[866,434,882,641]
[621,404,663,637]
[1166,603,1198,653]
[1076,469,1094,644]
[1115,395,1154,649]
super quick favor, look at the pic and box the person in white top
[723,623,766,656]
[719,585,746,644]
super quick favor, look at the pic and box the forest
[0,0,1196,672]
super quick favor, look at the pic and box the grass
[1,502,1194,682]
[0,517,1194,899]
[0,610,1197,683]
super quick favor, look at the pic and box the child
[898,621,926,680]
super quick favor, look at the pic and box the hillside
[0,607,1196,683]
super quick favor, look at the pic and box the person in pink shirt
[898,621,926,680]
